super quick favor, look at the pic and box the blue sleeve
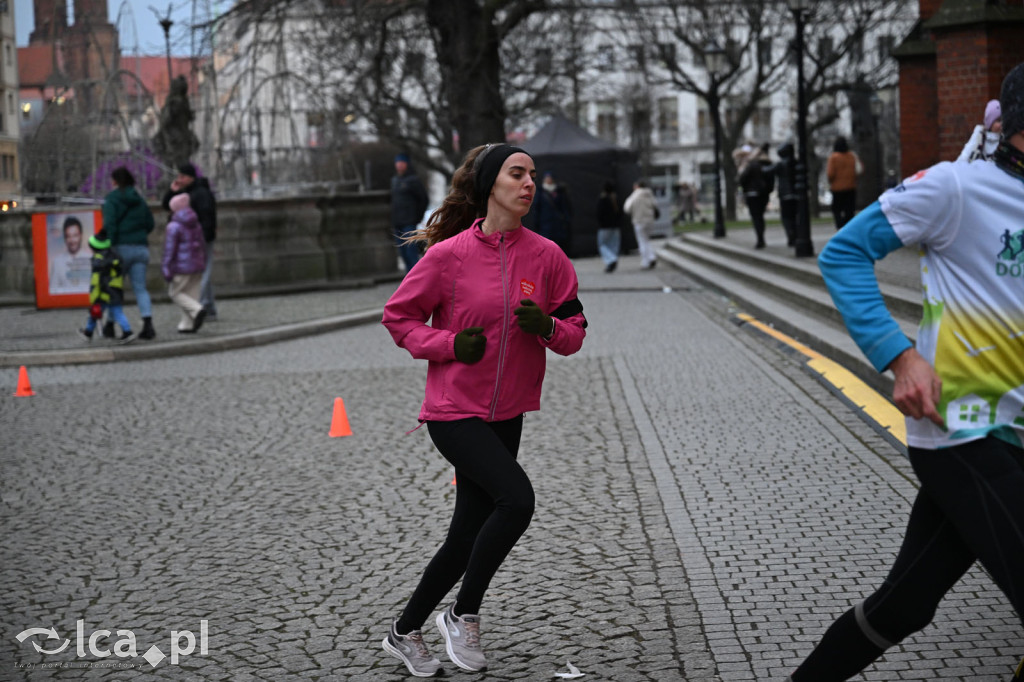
[818,201,913,373]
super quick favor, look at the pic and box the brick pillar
[919,0,943,21]
[899,57,940,176]
[930,1,1024,161]
[896,0,1024,174]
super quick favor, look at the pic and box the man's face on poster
[63,221,83,255]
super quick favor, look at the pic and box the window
[535,48,552,75]
[877,35,895,63]
[697,100,714,142]
[629,44,645,71]
[751,106,771,142]
[818,36,834,62]
[4,45,10,66]
[596,45,615,71]
[850,33,864,65]
[7,93,12,115]
[405,51,424,79]
[596,100,618,142]
[657,97,678,144]
[657,43,676,68]
[758,38,772,66]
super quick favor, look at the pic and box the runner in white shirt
[788,61,1024,682]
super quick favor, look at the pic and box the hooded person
[162,162,218,319]
[530,170,573,255]
[957,98,1004,163]
[162,192,208,334]
[390,152,430,273]
[78,229,135,344]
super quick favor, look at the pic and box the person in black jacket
[737,143,774,249]
[771,143,799,247]
[391,153,429,273]
[595,180,620,272]
[162,163,218,318]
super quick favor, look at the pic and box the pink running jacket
[382,220,587,422]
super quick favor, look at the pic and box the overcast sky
[14,0,209,55]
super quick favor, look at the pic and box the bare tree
[293,0,549,178]
[616,0,913,217]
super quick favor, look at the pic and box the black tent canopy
[521,115,640,257]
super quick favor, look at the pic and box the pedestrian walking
[595,180,621,272]
[737,143,774,248]
[623,179,658,269]
[161,193,208,334]
[787,61,1024,682]
[826,136,861,230]
[532,170,573,255]
[771,142,799,247]
[676,181,697,224]
[102,167,156,339]
[77,229,134,344]
[391,152,430,273]
[162,162,218,319]
[380,143,588,677]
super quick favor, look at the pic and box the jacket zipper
[489,233,509,420]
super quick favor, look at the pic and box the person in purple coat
[162,193,207,333]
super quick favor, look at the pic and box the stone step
[676,232,923,322]
[656,235,922,397]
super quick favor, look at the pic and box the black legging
[398,416,534,631]
[831,189,857,230]
[745,193,769,245]
[792,437,1024,681]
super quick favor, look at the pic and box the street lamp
[788,0,814,257]
[703,41,727,239]
[150,4,174,86]
[870,92,884,197]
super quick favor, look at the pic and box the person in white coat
[623,180,658,269]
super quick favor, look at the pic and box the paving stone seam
[601,354,722,681]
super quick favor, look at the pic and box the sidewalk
[0,247,680,367]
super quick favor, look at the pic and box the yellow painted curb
[736,314,906,446]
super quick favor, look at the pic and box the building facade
[0,0,19,205]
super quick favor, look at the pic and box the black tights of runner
[396,416,533,634]
[791,436,1024,681]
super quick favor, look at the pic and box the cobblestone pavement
[0,248,1020,681]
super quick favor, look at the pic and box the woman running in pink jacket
[381,144,587,677]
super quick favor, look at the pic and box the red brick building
[894,0,1024,176]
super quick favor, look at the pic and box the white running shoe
[436,603,487,671]
[381,621,442,677]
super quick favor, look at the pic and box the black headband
[473,144,530,207]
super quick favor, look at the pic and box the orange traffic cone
[328,397,352,437]
[14,366,35,397]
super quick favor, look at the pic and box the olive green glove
[513,299,554,338]
[453,326,486,364]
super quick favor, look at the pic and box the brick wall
[898,0,1024,174]
[919,0,943,21]
[935,30,996,162]
[899,57,939,176]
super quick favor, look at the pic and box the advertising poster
[31,210,103,309]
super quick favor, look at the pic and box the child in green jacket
[78,230,135,344]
